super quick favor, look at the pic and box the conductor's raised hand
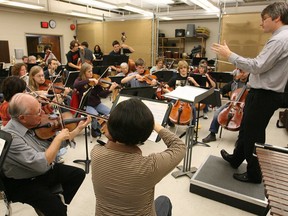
[211,40,232,59]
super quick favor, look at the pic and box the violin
[217,85,248,131]
[39,79,66,94]
[89,74,120,89]
[169,100,192,125]
[33,112,87,140]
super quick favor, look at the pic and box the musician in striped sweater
[91,98,186,216]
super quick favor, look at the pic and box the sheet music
[164,86,209,103]
[113,95,169,142]
[0,138,5,156]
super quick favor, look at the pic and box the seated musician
[11,62,28,84]
[163,60,197,127]
[44,58,58,79]
[115,62,130,77]
[2,93,91,215]
[189,64,216,119]
[121,58,157,87]
[22,55,28,64]
[150,57,166,74]
[73,63,118,137]
[28,55,37,64]
[0,76,26,127]
[202,68,249,143]
[91,98,186,216]
[29,65,71,102]
[66,40,83,72]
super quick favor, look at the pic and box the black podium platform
[190,155,267,215]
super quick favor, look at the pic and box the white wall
[0,9,76,64]
[159,18,219,60]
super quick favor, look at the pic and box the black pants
[3,163,85,216]
[231,89,282,180]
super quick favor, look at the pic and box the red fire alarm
[70,24,76,30]
[41,21,49,28]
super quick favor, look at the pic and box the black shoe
[233,172,262,184]
[91,128,101,138]
[202,133,216,143]
[220,149,238,169]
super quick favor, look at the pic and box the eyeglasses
[34,74,44,78]
[262,16,271,22]
[22,108,42,116]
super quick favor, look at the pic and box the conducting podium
[164,86,214,178]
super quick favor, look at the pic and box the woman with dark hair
[11,63,28,84]
[93,45,103,60]
[0,76,26,126]
[91,98,186,216]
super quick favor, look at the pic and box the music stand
[112,94,172,142]
[164,86,214,178]
[64,71,79,88]
[102,55,129,66]
[152,70,175,82]
[109,76,124,85]
[209,72,234,87]
[119,86,157,99]
[27,63,38,72]
[190,74,207,87]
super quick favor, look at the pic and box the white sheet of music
[0,138,5,157]
[164,86,208,103]
[114,95,169,142]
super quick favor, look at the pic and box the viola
[217,85,248,131]
[33,112,87,140]
[169,100,192,125]
[156,84,173,100]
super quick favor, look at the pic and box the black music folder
[102,55,128,66]
[64,71,79,88]
[153,70,175,82]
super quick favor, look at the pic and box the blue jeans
[86,103,110,130]
[155,196,172,216]
[209,103,228,134]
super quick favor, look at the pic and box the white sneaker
[203,113,208,119]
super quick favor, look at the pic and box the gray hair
[261,2,288,24]
[9,93,35,118]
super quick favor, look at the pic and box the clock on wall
[49,20,56,29]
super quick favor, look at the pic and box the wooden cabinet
[158,37,185,58]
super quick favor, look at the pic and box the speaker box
[175,29,185,37]
[186,24,196,37]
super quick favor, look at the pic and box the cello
[217,85,248,131]
[169,100,192,125]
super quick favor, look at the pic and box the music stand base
[73,159,91,174]
[193,140,210,147]
[172,165,197,178]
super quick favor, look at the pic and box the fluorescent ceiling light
[185,0,219,12]
[159,16,173,20]
[78,0,117,10]
[143,0,174,4]
[119,4,154,17]
[67,10,103,20]
[2,0,44,9]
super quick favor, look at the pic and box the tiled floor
[1,96,287,215]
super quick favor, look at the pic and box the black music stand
[164,86,214,178]
[112,94,172,142]
[73,87,93,174]
[64,71,79,88]
[108,76,124,85]
[102,55,129,66]
[209,72,234,87]
[119,86,157,99]
[152,70,175,82]
[190,74,207,87]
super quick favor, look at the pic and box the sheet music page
[113,96,169,142]
[0,138,5,156]
[164,86,208,103]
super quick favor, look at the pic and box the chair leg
[219,126,223,139]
